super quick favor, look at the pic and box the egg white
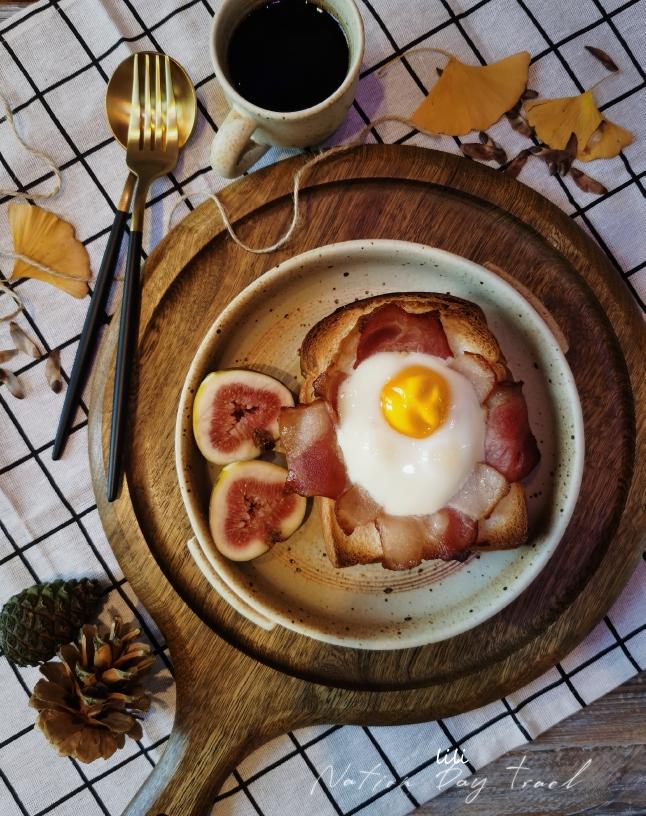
[335,352,485,516]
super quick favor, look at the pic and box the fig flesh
[209,461,307,561]
[193,369,294,464]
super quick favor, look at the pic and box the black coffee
[227,0,349,112]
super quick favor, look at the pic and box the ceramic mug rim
[209,0,365,124]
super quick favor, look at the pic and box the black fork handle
[106,227,143,502]
[52,208,130,460]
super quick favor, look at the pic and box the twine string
[0,91,62,200]
[167,114,437,254]
[2,80,437,284]
[0,281,24,321]
[0,91,84,286]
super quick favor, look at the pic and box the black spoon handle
[106,228,143,502]
[52,207,130,460]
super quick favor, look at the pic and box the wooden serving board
[88,145,645,816]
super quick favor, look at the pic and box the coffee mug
[210,0,365,178]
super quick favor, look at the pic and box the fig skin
[209,461,307,561]
[193,369,294,464]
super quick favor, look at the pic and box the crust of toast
[319,497,382,567]
[299,292,505,403]
[475,483,528,550]
[300,293,529,568]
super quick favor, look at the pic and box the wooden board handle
[123,720,255,816]
[121,634,314,816]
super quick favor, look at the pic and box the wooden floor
[0,2,643,815]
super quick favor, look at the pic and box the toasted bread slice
[299,292,505,403]
[476,483,528,550]
[300,293,529,568]
[319,497,382,567]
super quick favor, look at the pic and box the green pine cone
[0,579,103,666]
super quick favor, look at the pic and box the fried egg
[335,352,485,516]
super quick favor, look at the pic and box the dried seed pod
[570,167,608,195]
[0,368,25,399]
[461,142,507,164]
[537,144,575,176]
[504,150,530,178]
[505,108,534,138]
[45,350,63,393]
[585,46,618,72]
[507,99,522,117]
[565,132,578,158]
[9,321,42,359]
[0,349,18,364]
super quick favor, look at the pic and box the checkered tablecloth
[0,1,644,815]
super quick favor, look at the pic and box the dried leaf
[0,349,18,364]
[580,118,633,161]
[504,150,530,178]
[585,46,619,72]
[412,51,530,135]
[570,167,608,195]
[10,321,42,358]
[0,368,25,399]
[8,203,91,299]
[46,349,63,393]
[525,91,602,152]
[461,142,507,164]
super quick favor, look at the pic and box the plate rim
[174,238,585,649]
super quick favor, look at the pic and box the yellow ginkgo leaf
[8,202,90,298]
[580,118,633,161]
[411,51,530,136]
[524,91,602,152]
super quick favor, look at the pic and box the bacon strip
[485,382,540,482]
[354,304,452,366]
[334,483,382,534]
[279,401,348,499]
[375,508,477,570]
[448,463,510,520]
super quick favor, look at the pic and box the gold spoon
[53,53,196,460]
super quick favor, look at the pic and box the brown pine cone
[29,617,155,763]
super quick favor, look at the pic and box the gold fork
[107,53,180,502]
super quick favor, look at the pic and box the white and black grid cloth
[0,1,644,814]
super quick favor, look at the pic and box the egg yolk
[380,365,450,438]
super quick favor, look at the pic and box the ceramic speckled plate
[176,240,584,649]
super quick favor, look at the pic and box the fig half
[193,369,294,464]
[209,461,307,561]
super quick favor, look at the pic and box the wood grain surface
[417,673,646,815]
[87,145,645,816]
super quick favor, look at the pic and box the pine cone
[29,617,154,763]
[0,579,103,665]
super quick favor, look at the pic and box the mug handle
[210,108,269,178]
